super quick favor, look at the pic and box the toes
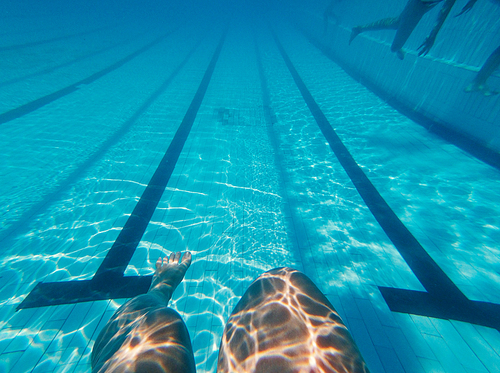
[181,251,192,267]
[174,252,181,264]
[157,252,192,271]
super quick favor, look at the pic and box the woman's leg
[217,267,369,373]
[349,16,400,45]
[91,252,196,373]
[391,0,439,56]
[465,44,500,95]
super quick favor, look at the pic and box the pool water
[1,3,500,373]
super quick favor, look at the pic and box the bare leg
[391,0,438,58]
[217,267,369,373]
[323,12,341,35]
[91,252,195,373]
[465,44,500,96]
[323,0,341,36]
[349,17,400,45]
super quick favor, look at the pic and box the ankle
[148,283,174,303]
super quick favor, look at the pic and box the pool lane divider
[17,28,228,310]
[271,29,500,332]
[0,29,175,126]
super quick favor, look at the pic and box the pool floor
[1,13,500,373]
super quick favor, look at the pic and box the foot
[395,48,405,60]
[465,82,499,96]
[464,82,476,93]
[349,27,361,45]
[149,251,192,302]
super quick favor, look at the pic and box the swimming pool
[1,2,500,372]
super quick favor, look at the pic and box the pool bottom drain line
[17,27,229,310]
[0,35,205,246]
[271,27,500,332]
[0,27,179,126]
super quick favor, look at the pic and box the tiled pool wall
[295,0,500,153]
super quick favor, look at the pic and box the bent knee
[264,266,299,277]
[143,308,189,340]
[147,307,184,323]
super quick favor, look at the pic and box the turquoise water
[1,1,500,372]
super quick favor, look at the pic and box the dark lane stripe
[0,37,203,246]
[17,28,228,310]
[271,30,465,301]
[272,30,500,332]
[0,24,115,52]
[297,23,500,172]
[0,31,148,89]
[95,29,228,282]
[0,31,173,125]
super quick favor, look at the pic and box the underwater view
[1,0,500,372]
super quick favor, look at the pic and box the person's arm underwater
[418,0,457,56]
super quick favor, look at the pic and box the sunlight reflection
[214,181,282,198]
[218,267,369,372]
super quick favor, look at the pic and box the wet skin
[91,252,195,373]
[92,253,369,373]
[217,267,369,373]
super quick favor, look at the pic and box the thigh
[392,0,435,51]
[217,268,369,373]
[92,306,195,373]
[91,294,163,369]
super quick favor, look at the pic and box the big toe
[181,251,192,268]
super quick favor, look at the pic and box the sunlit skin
[91,252,196,373]
[217,267,369,373]
[92,252,369,372]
